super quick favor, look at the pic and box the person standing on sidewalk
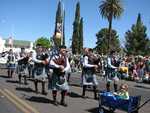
[49,45,70,106]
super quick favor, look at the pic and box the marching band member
[32,44,48,95]
[17,48,28,84]
[81,48,99,99]
[106,50,119,92]
[7,49,16,78]
[27,51,34,78]
[49,45,70,106]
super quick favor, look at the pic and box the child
[116,84,129,100]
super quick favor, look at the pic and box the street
[0,69,150,113]
[0,89,22,113]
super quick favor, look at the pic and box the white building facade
[0,37,33,53]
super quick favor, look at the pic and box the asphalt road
[0,69,150,113]
[0,91,22,113]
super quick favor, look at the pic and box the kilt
[48,72,69,91]
[33,67,47,81]
[17,64,28,76]
[106,68,120,82]
[81,68,98,86]
[7,63,16,70]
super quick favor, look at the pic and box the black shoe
[53,100,58,106]
[60,101,68,107]
[42,91,47,95]
[82,95,85,98]
[94,93,98,100]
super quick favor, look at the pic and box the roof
[5,39,31,48]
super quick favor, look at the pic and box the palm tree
[99,0,123,53]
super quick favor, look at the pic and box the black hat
[21,47,25,50]
[88,48,93,52]
[59,45,66,49]
[110,50,115,55]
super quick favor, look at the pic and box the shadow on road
[6,80,19,84]
[86,107,99,113]
[68,91,82,98]
[26,96,53,104]
[0,74,9,78]
[15,87,35,93]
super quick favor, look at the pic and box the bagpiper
[49,45,70,106]
[32,44,48,95]
[7,49,16,78]
[17,48,29,84]
[81,48,99,99]
[106,50,120,92]
[27,51,34,78]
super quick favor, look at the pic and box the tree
[62,10,65,46]
[72,1,83,54]
[35,37,51,49]
[99,0,123,53]
[95,28,120,54]
[125,13,150,55]
[78,17,83,54]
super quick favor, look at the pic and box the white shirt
[50,54,70,73]
[83,56,95,68]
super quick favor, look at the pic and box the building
[0,37,5,53]
[0,37,33,53]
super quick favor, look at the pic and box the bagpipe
[18,56,29,65]
[85,54,101,73]
[88,54,100,64]
[53,55,66,66]
[52,54,66,75]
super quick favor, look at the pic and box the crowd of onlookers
[68,54,150,83]
[118,55,150,83]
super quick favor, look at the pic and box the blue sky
[0,0,150,48]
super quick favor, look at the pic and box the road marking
[4,89,40,113]
[0,89,29,113]
[0,88,40,113]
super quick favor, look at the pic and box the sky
[0,0,150,48]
